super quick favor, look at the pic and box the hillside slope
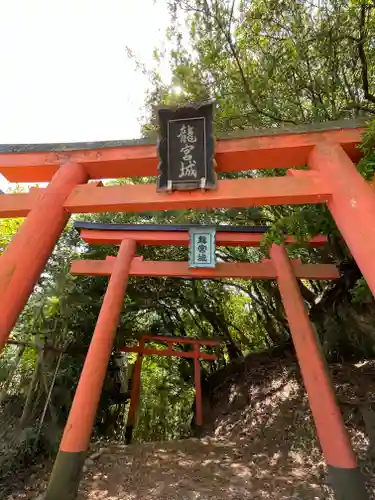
[201,348,375,497]
[6,350,375,499]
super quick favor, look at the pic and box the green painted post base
[328,465,369,500]
[44,450,86,500]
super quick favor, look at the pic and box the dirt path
[74,438,332,500]
[5,359,375,499]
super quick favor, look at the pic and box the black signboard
[156,101,217,192]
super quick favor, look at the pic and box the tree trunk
[0,345,25,404]
[20,353,41,427]
[360,405,375,459]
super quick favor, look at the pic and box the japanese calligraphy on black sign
[156,102,217,192]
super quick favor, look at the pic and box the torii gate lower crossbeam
[121,335,220,444]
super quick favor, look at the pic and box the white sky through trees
[0,0,170,191]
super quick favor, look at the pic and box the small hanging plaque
[156,101,217,192]
[188,227,216,268]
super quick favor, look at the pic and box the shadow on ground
[4,356,375,499]
[77,438,330,500]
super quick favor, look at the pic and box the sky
[0,0,171,191]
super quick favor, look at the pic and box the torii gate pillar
[0,162,88,350]
[309,142,375,297]
[45,239,136,500]
[270,243,368,500]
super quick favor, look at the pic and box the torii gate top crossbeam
[0,120,364,182]
[74,222,328,247]
[121,335,220,361]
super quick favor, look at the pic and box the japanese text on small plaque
[189,227,216,268]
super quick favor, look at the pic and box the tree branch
[358,5,375,104]
[200,0,298,125]
[340,102,375,115]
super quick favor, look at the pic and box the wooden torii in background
[0,121,372,500]
[121,334,220,443]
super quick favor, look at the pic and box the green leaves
[0,218,21,255]
[134,356,195,442]
[358,119,375,179]
[159,0,375,126]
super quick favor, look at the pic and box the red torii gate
[120,334,221,443]
[0,121,372,500]
[68,226,340,446]
[50,224,351,500]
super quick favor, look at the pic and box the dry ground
[6,438,334,500]
[4,357,375,499]
[76,438,332,500]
